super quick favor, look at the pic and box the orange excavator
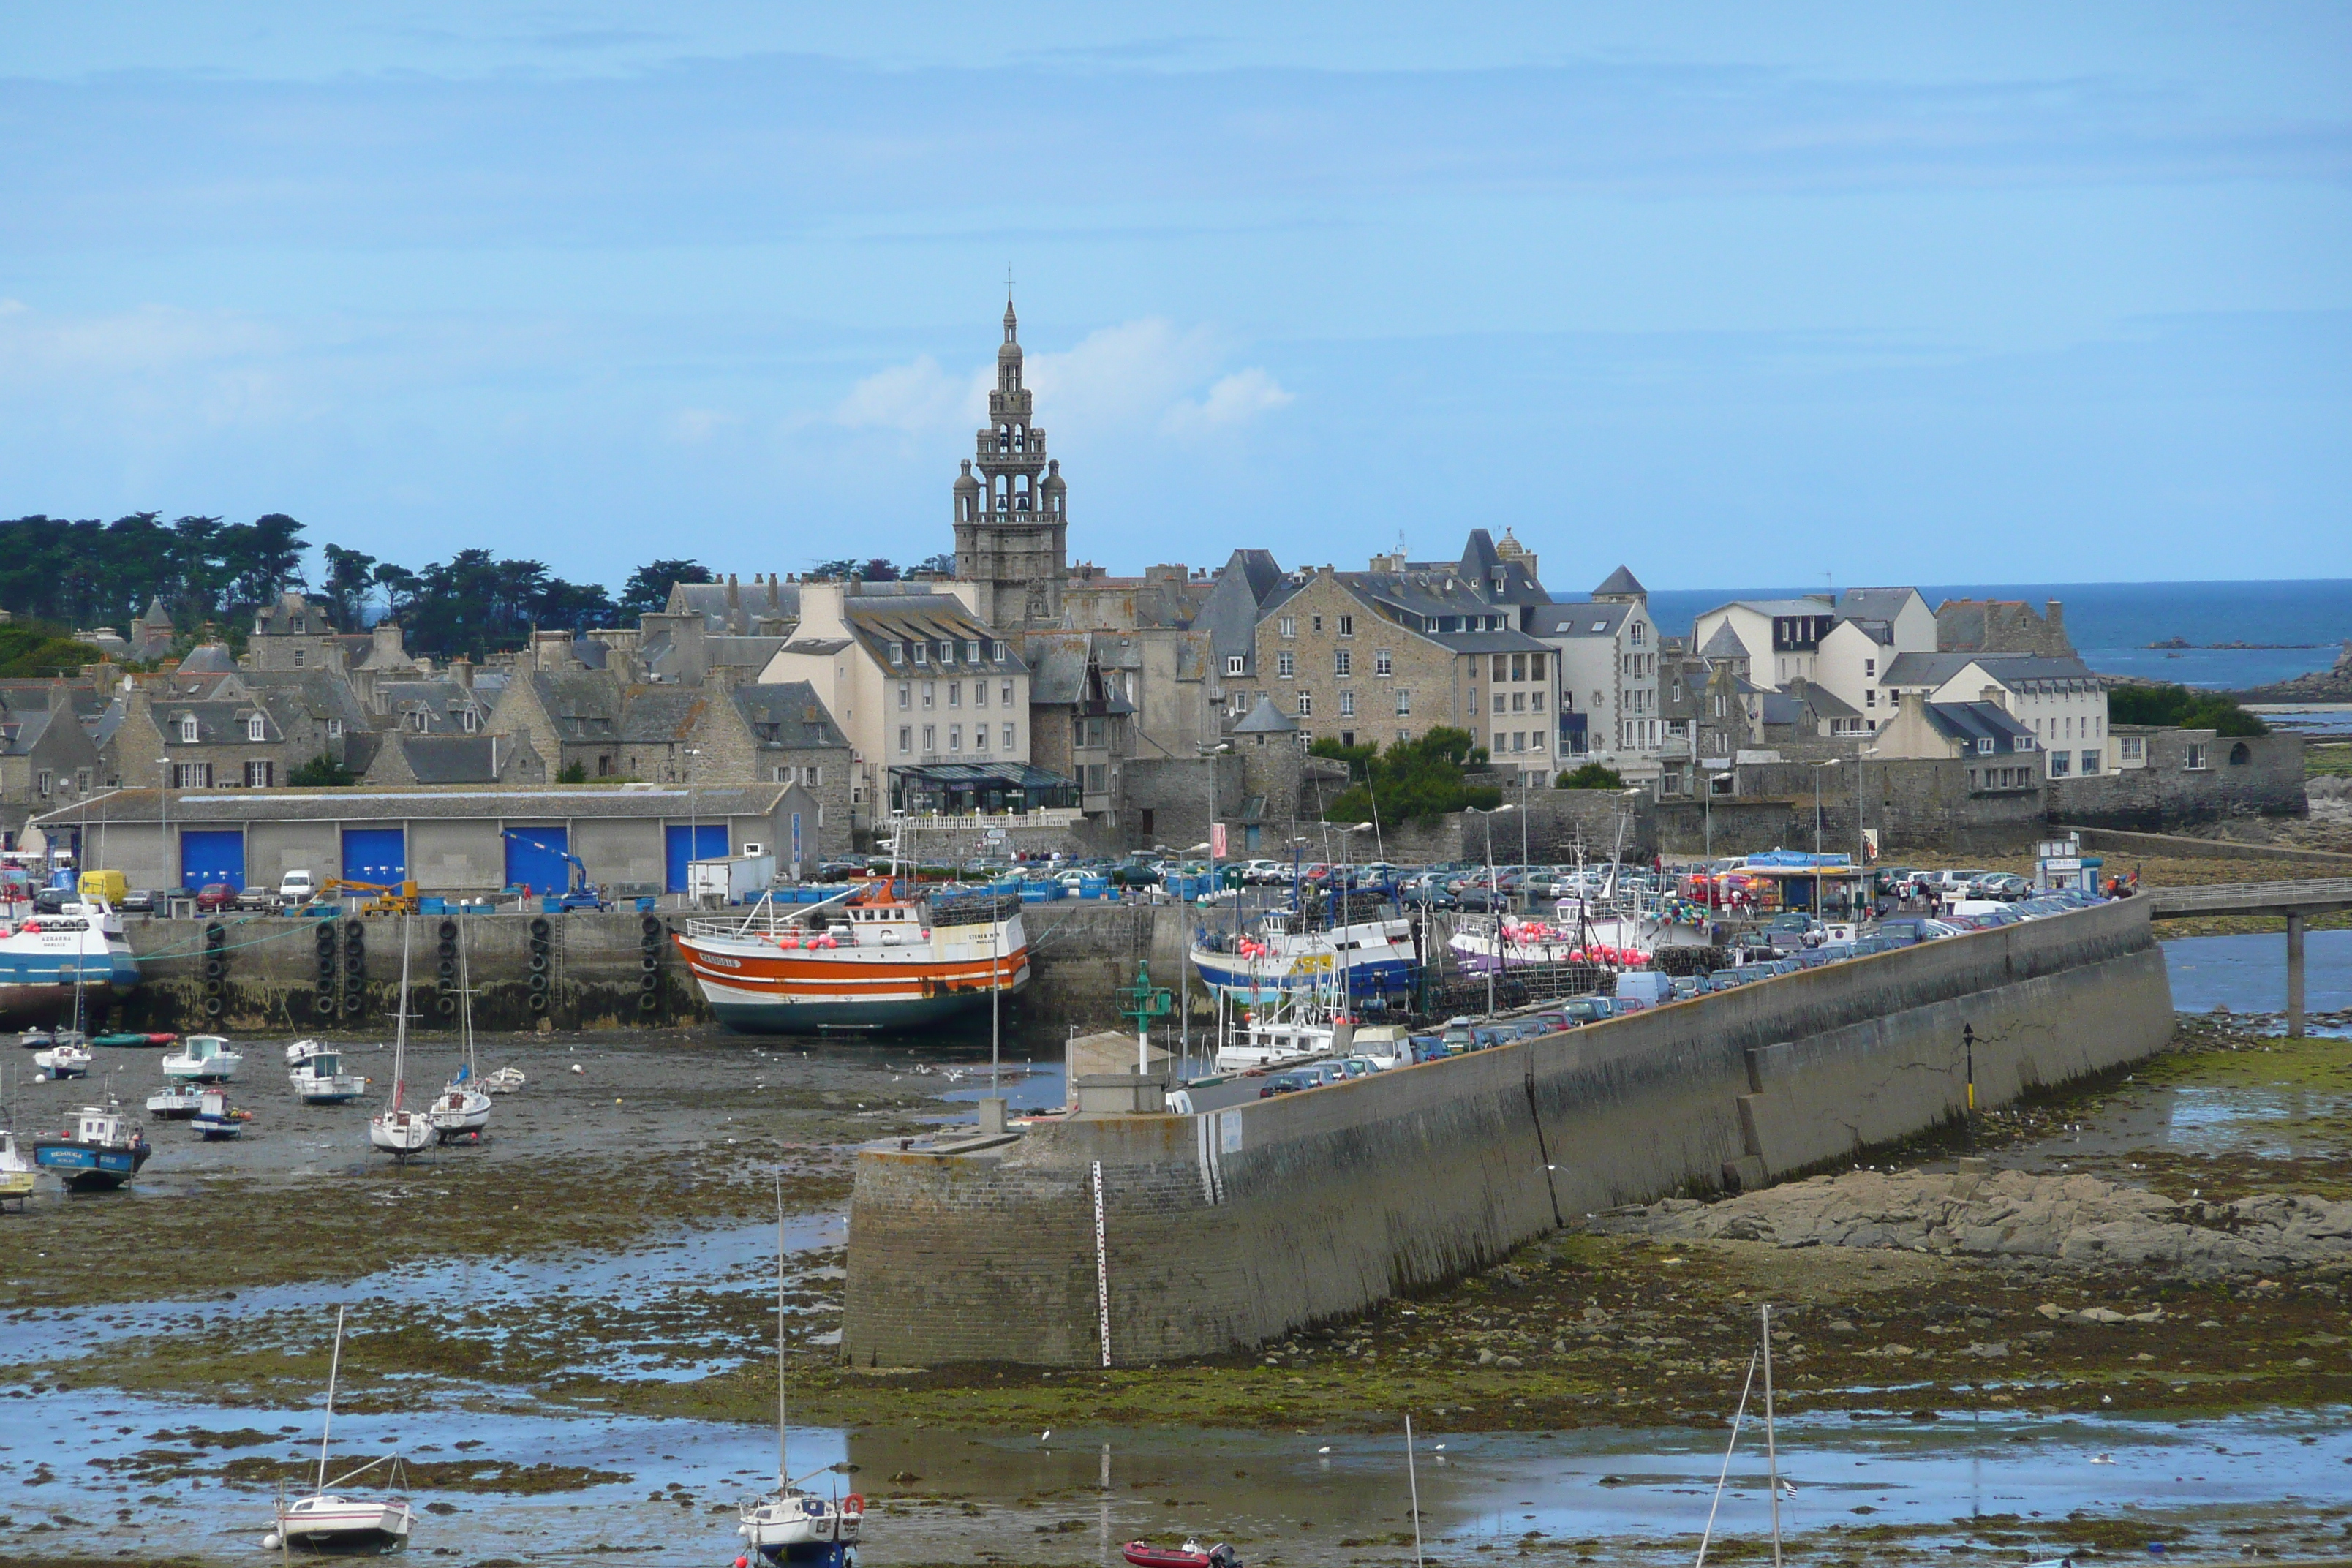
[319,877,421,916]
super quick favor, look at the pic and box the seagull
[1039,1430,1052,1443]
[1316,1446,1331,1455]
[2091,1454,2115,1465]
[1433,1443,1446,1452]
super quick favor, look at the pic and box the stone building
[1936,598,2075,658]
[361,731,547,787]
[1026,635,1135,826]
[951,298,1069,630]
[0,679,105,848]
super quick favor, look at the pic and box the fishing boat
[193,1088,251,1141]
[1212,989,1343,1074]
[160,1033,243,1082]
[289,1047,368,1106]
[677,880,1025,1036]
[0,898,139,1029]
[367,919,433,1158]
[1122,1542,1243,1568]
[1188,892,1420,1006]
[263,1305,417,1555]
[15,1028,54,1049]
[736,1179,864,1563]
[146,1082,206,1119]
[34,1039,91,1079]
[31,1099,151,1191]
[429,922,491,1143]
[284,1038,329,1067]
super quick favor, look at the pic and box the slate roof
[176,644,238,675]
[1880,651,2097,690]
[1529,601,1631,639]
[1699,623,1749,659]
[617,687,708,745]
[525,670,625,742]
[148,698,284,746]
[0,704,57,756]
[1232,693,1299,734]
[1591,565,1646,598]
[731,682,850,750]
[32,784,797,827]
[1836,587,1923,624]
[394,734,511,784]
[1756,683,1861,726]
[1924,701,2038,753]
[370,678,490,734]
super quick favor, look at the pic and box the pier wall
[841,897,2174,1368]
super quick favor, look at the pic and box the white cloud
[834,353,982,433]
[1163,366,1294,437]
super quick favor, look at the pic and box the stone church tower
[952,298,1068,628]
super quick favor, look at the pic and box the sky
[3,3,2348,595]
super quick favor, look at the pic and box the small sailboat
[263,1305,417,1555]
[429,923,491,1144]
[161,1033,243,1082]
[367,919,433,1158]
[290,1047,369,1106]
[480,1065,526,1095]
[193,1088,251,1141]
[736,1178,864,1564]
[32,1098,151,1191]
[147,1081,206,1119]
[34,1039,91,1079]
[1692,1303,1794,1568]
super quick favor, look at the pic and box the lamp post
[1466,803,1516,1017]
[1809,758,1840,854]
[683,747,703,906]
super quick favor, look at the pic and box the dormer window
[408,709,428,732]
[991,641,1007,662]
[965,639,980,663]
[459,709,478,733]
[292,617,306,634]
[246,715,266,742]
[1977,736,1994,754]
[889,641,904,666]
[938,640,955,665]
[1226,655,1245,676]
[178,716,198,743]
[912,643,927,666]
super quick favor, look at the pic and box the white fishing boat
[429,921,491,1143]
[0,897,138,1030]
[367,919,433,1158]
[1189,892,1419,1006]
[146,1082,206,1119]
[160,1033,242,1082]
[1212,987,1345,1074]
[289,1047,368,1106]
[263,1305,417,1555]
[34,1039,91,1079]
[193,1088,250,1141]
[737,1178,864,1564]
[480,1065,525,1095]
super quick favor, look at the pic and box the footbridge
[2144,878,2352,1037]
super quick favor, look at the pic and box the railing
[892,810,1085,831]
[2144,878,2352,916]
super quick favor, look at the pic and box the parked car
[235,885,278,912]
[31,886,75,914]
[193,881,238,912]
[116,888,157,914]
[1257,1069,1318,1098]
[1966,872,2032,901]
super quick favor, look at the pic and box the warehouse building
[29,783,834,897]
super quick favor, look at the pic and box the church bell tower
[952,296,1068,627]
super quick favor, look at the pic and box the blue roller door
[340,828,407,885]
[664,824,729,893]
[180,829,246,892]
[504,826,573,896]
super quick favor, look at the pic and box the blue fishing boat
[33,1100,151,1191]
[0,900,139,1028]
[1188,892,1420,1006]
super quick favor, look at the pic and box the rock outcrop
[1597,1166,2352,1280]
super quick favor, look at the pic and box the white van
[278,869,317,905]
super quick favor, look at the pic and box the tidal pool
[2164,930,2352,1017]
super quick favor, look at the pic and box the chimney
[451,657,473,690]
[2043,599,2069,654]
[727,573,742,633]
[1980,684,2007,710]
[371,620,406,667]
[767,574,780,611]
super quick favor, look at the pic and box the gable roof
[1880,651,2097,690]
[1698,622,1749,659]
[1591,565,1646,598]
[1924,700,2037,753]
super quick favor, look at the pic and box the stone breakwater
[1597,1166,2352,1280]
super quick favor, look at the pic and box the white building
[1528,565,1660,774]
[1692,587,1935,707]
[1879,652,2109,779]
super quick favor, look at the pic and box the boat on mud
[0,900,138,1029]
[429,922,491,1142]
[368,919,433,1157]
[193,1088,250,1141]
[676,880,1025,1035]
[33,1038,91,1079]
[736,1177,864,1563]
[91,1030,173,1049]
[146,1082,206,1119]
[265,1305,417,1555]
[32,1100,150,1191]
[162,1033,243,1082]
[0,1128,33,1205]
[1189,892,1420,1006]
[289,1048,368,1106]
[1122,1542,1242,1568]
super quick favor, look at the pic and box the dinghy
[1122,1543,1243,1568]
[91,1031,173,1049]
[263,1305,417,1554]
[480,1065,526,1095]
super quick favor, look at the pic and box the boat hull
[682,937,1029,1036]
[276,1496,415,1553]
[0,950,138,1028]
[368,1111,434,1156]
[33,1139,151,1191]
[1188,949,1416,1003]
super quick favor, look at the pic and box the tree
[556,761,589,784]
[617,559,710,619]
[320,544,378,628]
[1556,762,1627,789]
[909,551,956,577]
[805,559,863,581]
[288,753,357,787]
[372,563,422,622]
[2108,682,2267,737]
[0,623,101,677]
[1322,726,1499,827]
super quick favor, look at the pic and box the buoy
[570,1063,584,1074]
[261,1534,282,1551]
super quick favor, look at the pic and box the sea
[1643,578,2352,736]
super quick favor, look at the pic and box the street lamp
[1702,773,1731,859]
[1809,758,1840,854]
[1466,803,1516,1017]
[683,747,704,905]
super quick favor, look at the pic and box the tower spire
[954,290,1065,629]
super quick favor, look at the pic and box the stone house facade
[0,680,105,848]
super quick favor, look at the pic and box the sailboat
[429,921,490,1143]
[263,1305,417,1554]
[366,919,433,1158]
[0,1069,34,1205]
[1692,1303,1795,1568]
[736,1177,863,1564]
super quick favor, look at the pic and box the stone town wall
[2051,731,2306,831]
[840,897,2173,1367]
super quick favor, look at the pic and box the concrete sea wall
[841,897,2174,1368]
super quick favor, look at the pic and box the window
[1278,616,1296,638]
[949,724,962,752]
[912,642,927,666]
[178,715,198,743]
[1276,651,1295,679]
[1494,730,1507,752]
[922,724,936,753]
[2048,751,2070,778]
[2081,750,2101,774]
[1226,654,1245,675]
[407,709,427,733]
[897,682,911,710]
[1492,654,1507,680]
[293,647,304,667]
[992,640,1007,662]
[328,718,343,739]
[1085,763,1108,794]
[1629,622,1644,647]
[1373,649,1392,677]
[1338,614,1354,636]
[1296,692,1313,717]
[1002,723,1015,750]
[1334,649,1352,677]
[1311,615,1322,633]
[889,641,904,666]
[35,769,51,797]
[1510,654,1526,682]
[2121,736,2144,761]
[948,682,961,707]
[173,762,211,788]
[1512,732,1526,753]
[965,639,980,663]
[1395,689,1411,716]
[1864,657,1876,678]
[1339,691,1354,717]
[1000,679,1014,707]
[598,754,612,777]
[1660,772,1685,796]
[74,767,91,793]
[1511,692,1526,713]
[244,714,265,741]
[974,680,990,709]
[1469,685,1479,715]
[244,760,274,787]
[1493,693,1506,715]
[292,616,306,634]
[1531,652,1545,679]
[921,682,935,709]
[459,709,478,733]
[2184,742,2207,771]
[1709,772,1735,797]
[939,639,955,665]
[2016,734,2035,751]
[898,725,912,753]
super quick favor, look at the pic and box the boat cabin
[182,1034,230,1061]
[74,1106,127,1143]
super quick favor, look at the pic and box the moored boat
[0,901,139,1029]
[147,1082,206,1119]
[1122,1542,1243,1568]
[1189,892,1419,1006]
[736,1177,864,1563]
[32,1100,151,1191]
[289,1048,368,1106]
[429,921,492,1143]
[0,1128,34,1205]
[264,1305,418,1556]
[677,881,1025,1035]
[92,1030,173,1049]
[161,1033,242,1082]
[193,1088,250,1140]
[368,918,433,1158]
[33,1039,91,1079]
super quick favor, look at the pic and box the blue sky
[4,3,2348,595]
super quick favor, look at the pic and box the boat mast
[1761,1303,1782,1567]
[774,1173,788,1488]
[391,916,411,1112]
[458,916,475,1078]
[1403,1414,1423,1568]
[317,1304,346,1493]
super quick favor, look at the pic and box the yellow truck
[77,869,129,907]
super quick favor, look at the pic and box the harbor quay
[843,897,2175,1366]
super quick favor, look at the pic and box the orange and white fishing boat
[674,878,1028,1033]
